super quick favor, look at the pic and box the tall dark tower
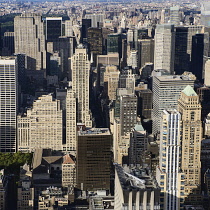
[46,17,62,42]
[77,128,112,191]
[191,33,204,81]
[2,32,14,56]
[174,27,190,74]
[82,19,91,43]
[107,33,122,59]
[87,27,103,66]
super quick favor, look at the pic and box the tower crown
[182,85,197,96]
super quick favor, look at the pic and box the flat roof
[78,128,111,136]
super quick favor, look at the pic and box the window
[191,112,195,121]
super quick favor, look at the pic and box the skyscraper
[201,2,210,27]
[45,17,62,42]
[107,33,122,59]
[178,86,202,200]
[2,32,14,56]
[170,6,180,26]
[48,36,76,79]
[156,110,185,210]
[0,57,17,152]
[204,59,210,86]
[14,14,46,71]
[138,39,154,69]
[154,24,175,74]
[129,122,148,165]
[85,14,104,28]
[152,73,195,135]
[77,128,112,191]
[120,94,137,136]
[87,27,103,66]
[196,86,210,121]
[65,19,74,37]
[103,65,120,101]
[191,34,204,82]
[71,45,92,127]
[186,25,203,59]
[174,27,189,75]
[136,87,153,119]
[65,89,77,153]
[81,19,91,42]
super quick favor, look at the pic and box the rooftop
[63,154,75,164]
[115,164,159,190]
[156,75,194,81]
[182,85,197,96]
[78,128,111,136]
[134,123,144,132]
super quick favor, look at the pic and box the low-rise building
[17,164,34,210]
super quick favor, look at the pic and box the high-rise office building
[87,27,103,66]
[65,19,73,37]
[196,86,210,121]
[129,122,148,165]
[71,45,92,127]
[170,6,180,26]
[136,87,153,119]
[160,9,166,24]
[156,110,185,210]
[81,19,91,42]
[14,14,46,71]
[137,28,150,39]
[65,89,77,152]
[119,68,135,91]
[127,28,138,50]
[203,29,210,83]
[178,86,202,200]
[0,57,17,153]
[204,59,210,86]
[120,94,137,136]
[127,50,138,69]
[186,26,203,58]
[103,65,120,101]
[76,128,112,191]
[138,39,154,69]
[152,73,195,135]
[47,36,76,79]
[45,17,62,42]
[191,34,204,82]
[17,94,63,152]
[107,33,122,59]
[154,24,175,74]
[201,2,210,27]
[174,27,189,75]
[2,32,14,56]
[85,14,104,28]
